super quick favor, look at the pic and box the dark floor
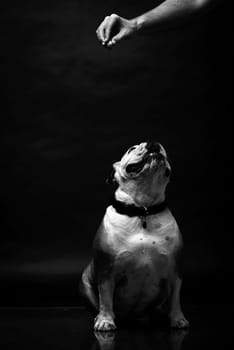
[0,304,231,350]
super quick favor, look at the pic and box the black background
[1,0,233,307]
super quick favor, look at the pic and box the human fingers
[96,16,110,43]
[105,14,119,42]
[109,30,126,46]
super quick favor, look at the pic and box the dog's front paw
[94,313,117,332]
[94,331,116,347]
[170,313,190,329]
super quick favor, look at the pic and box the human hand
[96,14,137,49]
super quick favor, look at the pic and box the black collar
[110,197,167,218]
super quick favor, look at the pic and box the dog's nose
[146,141,161,154]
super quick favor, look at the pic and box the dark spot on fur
[155,223,162,229]
[152,241,156,244]
[165,236,170,241]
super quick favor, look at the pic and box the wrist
[129,17,143,33]
[132,16,145,32]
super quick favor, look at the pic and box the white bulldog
[80,141,189,331]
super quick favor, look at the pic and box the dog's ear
[158,143,167,158]
[106,162,120,185]
[106,167,116,185]
[164,160,171,178]
[164,167,171,178]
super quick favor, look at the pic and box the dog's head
[107,141,171,204]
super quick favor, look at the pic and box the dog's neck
[115,187,166,208]
[114,168,168,207]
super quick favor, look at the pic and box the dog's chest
[106,211,177,281]
[114,230,173,276]
[112,232,173,314]
[104,207,177,260]
[102,208,180,314]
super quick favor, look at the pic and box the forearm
[132,0,214,31]
[96,0,216,47]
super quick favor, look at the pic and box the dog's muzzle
[125,142,165,175]
[106,141,169,184]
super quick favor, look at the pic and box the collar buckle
[143,206,148,216]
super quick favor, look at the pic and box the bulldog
[80,141,189,331]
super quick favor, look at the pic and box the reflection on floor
[0,305,230,350]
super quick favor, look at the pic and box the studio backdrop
[1,0,232,306]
